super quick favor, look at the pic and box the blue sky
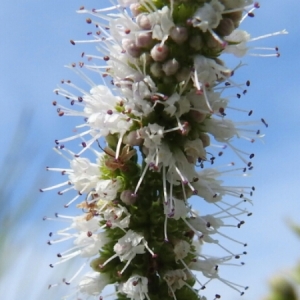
[0,1,300,299]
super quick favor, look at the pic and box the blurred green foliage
[264,223,300,300]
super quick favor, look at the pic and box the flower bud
[199,132,210,148]
[189,35,203,50]
[150,44,169,62]
[170,26,188,44]
[184,139,206,163]
[150,62,163,77]
[120,190,137,205]
[189,110,207,123]
[136,13,152,30]
[123,131,143,146]
[122,38,141,58]
[206,35,221,49]
[216,18,235,37]
[226,11,243,28]
[136,32,153,48]
[162,58,179,76]
[129,3,142,17]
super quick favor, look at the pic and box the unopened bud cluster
[42,0,286,299]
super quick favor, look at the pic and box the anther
[261,118,268,127]
[219,107,226,116]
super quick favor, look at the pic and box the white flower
[166,148,196,186]
[192,0,225,32]
[193,55,231,89]
[173,240,191,261]
[102,204,131,229]
[163,92,181,116]
[187,89,228,114]
[164,269,187,292]
[224,29,250,57]
[204,118,262,152]
[184,139,207,163]
[164,197,189,220]
[119,275,150,300]
[69,157,100,193]
[140,123,165,149]
[150,6,175,43]
[95,178,123,201]
[70,215,101,232]
[78,271,110,295]
[85,85,132,136]
[193,168,224,202]
[73,231,109,257]
[190,256,230,276]
[114,230,145,262]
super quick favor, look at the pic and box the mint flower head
[41,1,287,299]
